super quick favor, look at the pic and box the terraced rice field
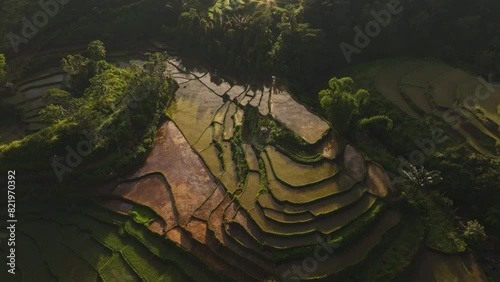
[3,72,67,136]
[400,85,433,114]
[12,57,401,281]
[371,60,500,156]
[76,59,397,281]
[373,60,428,119]
[0,123,24,144]
[265,146,339,187]
[270,90,330,144]
[405,249,486,282]
[15,203,221,282]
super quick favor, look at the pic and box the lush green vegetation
[129,205,159,225]
[3,0,500,90]
[319,77,391,134]
[0,42,176,189]
[258,157,269,195]
[362,218,424,282]
[230,125,249,187]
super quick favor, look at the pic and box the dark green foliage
[0,44,176,191]
[258,115,310,148]
[87,40,106,61]
[62,54,90,76]
[0,53,6,82]
[61,54,91,94]
[319,77,392,135]
[257,157,268,195]
[358,115,394,131]
[174,1,326,82]
[363,217,424,282]
[405,188,467,254]
[0,0,170,54]
[356,90,442,157]
[331,213,424,282]
[231,125,249,187]
[462,220,487,244]
[3,0,500,93]
[214,141,225,170]
[242,106,260,139]
[40,89,74,124]
[429,145,500,228]
[400,164,442,194]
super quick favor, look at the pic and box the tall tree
[87,40,107,61]
[318,77,367,133]
[319,77,393,134]
[61,54,90,76]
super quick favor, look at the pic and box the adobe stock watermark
[51,90,149,182]
[340,0,403,64]
[387,75,498,185]
[7,0,71,54]
[281,235,340,281]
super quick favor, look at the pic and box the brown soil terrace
[95,59,395,281]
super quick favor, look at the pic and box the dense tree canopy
[2,0,500,91]
[0,42,176,184]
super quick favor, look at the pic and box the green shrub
[258,157,269,195]
[462,219,487,244]
[409,190,467,254]
[129,205,159,225]
[231,125,249,187]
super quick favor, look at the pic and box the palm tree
[401,164,442,194]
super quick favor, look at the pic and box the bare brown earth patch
[101,199,133,215]
[319,133,343,160]
[148,219,166,235]
[365,162,391,198]
[270,90,330,144]
[112,174,178,230]
[343,145,367,181]
[127,121,218,225]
